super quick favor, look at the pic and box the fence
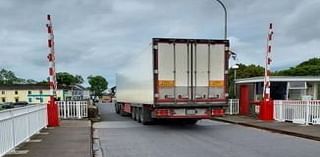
[57,101,88,119]
[0,105,47,157]
[226,99,239,115]
[274,100,320,125]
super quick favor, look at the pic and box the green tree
[87,75,108,99]
[273,57,320,76]
[75,75,84,84]
[228,64,264,98]
[0,68,22,84]
[56,72,84,86]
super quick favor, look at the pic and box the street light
[214,0,227,40]
[231,64,239,97]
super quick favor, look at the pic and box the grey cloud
[0,0,319,86]
[282,1,320,42]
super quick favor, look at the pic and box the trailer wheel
[131,107,136,120]
[119,104,126,116]
[115,103,120,114]
[137,107,141,123]
[140,107,152,125]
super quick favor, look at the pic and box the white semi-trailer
[115,38,229,124]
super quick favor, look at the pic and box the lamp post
[231,64,239,98]
[214,0,227,40]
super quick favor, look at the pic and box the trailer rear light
[155,109,171,116]
[211,109,224,116]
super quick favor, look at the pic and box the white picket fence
[274,100,320,125]
[0,105,47,157]
[226,99,239,115]
[57,101,88,119]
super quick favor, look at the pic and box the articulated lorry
[115,38,229,124]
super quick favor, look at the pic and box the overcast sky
[0,0,319,86]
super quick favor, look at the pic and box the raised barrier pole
[46,14,59,127]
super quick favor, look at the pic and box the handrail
[0,104,47,157]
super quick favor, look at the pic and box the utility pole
[215,0,227,40]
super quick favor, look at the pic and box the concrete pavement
[5,120,91,157]
[94,103,320,157]
[213,115,320,141]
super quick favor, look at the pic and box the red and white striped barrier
[46,14,57,97]
[46,14,59,127]
[263,23,273,101]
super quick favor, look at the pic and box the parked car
[1,102,14,109]
[13,101,28,108]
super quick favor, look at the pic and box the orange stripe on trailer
[158,80,175,87]
[209,80,224,87]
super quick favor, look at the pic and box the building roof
[0,84,73,90]
[235,76,320,84]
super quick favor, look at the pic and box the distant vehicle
[0,102,28,110]
[13,101,28,107]
[115,38,229,124]
[1,102,14,109]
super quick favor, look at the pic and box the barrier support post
[259,99,274,121]
[47,96,59,127]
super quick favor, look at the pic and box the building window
[1,97,5,102]
[29,98,32,103]
[28,91,32,95]
[1,91,4,95]
[15,91,18,95]
[40,90,43,94]
[288,81,307,100]
[15,98,19,102]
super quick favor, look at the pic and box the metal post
[231,65,239,98]
[230,99,233,115]
[234,69,237,97]
[215,0,227,40]
[305,100,310,125]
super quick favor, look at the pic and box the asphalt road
[94,103,320,157]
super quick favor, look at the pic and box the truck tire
[134,107,139,121]
[136,107,141,123]
[140,107,153,125]
[115,103,120,114]
[131,107,136,120]
[119,104,126,116]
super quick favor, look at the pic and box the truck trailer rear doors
[153,38,228,104]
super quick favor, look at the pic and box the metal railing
[57,101,88,119]
[274,100,320,125]
[0,105,47,157]
[226,99,239,115]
